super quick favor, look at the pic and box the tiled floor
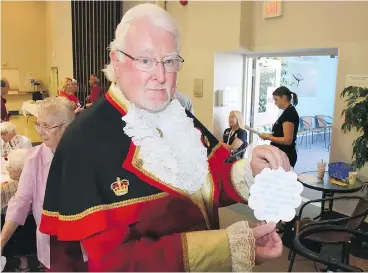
[295,134,330,175]
[294,134,331,201]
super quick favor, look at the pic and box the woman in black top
[260,86,300,167]
[222,110,248,162]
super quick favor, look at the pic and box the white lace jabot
[122,100,209,194]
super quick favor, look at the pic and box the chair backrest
[261,124,273,133]
[346,196,368,230]
[315,115,327,128]
[301,116,313,130]
[298,118,308,132]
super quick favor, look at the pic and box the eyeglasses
[117,50,184,73]
[34,122,64,134]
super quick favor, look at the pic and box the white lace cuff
[226,221,256,272]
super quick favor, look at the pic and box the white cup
[348,172,358,185]
[317,162,326,180]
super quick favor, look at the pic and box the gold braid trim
[42,192,168,221]
[208,143,221,160]
[132,146,191,198]
[181,233,190,272]
[107,84,131,113]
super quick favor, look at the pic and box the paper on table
[298,173,318,183]
[244,124,261,136]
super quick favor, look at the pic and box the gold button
[136,158,144,168]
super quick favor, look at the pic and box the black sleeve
[42,123,101,218]
[223,129,229,142]
[236,129,247,143]
[283,108,299,124]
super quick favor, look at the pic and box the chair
[300,116,314,144]
[261,124,273,133]
[297,118,310,149]
[292,225,366,272]
[315,115,333,148]
[288,195,368,272]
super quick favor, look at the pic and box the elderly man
[86,74,104,106]
[1,122,32,159]
[40,4,290,272]
[71,78,79,94]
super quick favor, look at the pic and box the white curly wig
[102,3,180,82]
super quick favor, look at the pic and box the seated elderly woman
[0,97,82,271]
[1,122,32,159]
[1,149,36,272]
[221,110,248,162]
[58,77,84,115]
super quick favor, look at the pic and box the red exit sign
[263,1,282,19]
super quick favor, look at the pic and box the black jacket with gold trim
[40,86,252,272]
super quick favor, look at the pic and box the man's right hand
[252,222,283,265]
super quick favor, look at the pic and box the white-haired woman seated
[1,122,32,160]
[1,149,37,272]
[0,97,85,271]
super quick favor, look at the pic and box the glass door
[246,57,281,143]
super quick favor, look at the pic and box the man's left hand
[250,145,291,176]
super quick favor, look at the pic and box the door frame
[242,48,338,144]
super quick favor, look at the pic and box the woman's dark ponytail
[273,86,298,106]
[291,91,298,106]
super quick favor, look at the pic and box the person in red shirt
[1,78,10,122]
[58,77,84,115]
[86,74,104,107]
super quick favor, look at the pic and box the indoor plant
[341,86,368,169]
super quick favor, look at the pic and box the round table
[298,171,364,219]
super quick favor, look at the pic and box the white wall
[167,1,242,131]
[1,1,47,91]
[45,0,73,94]
[213,53,244,140]
[284,56,338,121]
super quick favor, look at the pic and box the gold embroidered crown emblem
[110,177,129,196]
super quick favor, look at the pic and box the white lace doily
[122,99,208,194]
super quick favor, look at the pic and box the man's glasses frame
[117,50,184,73]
